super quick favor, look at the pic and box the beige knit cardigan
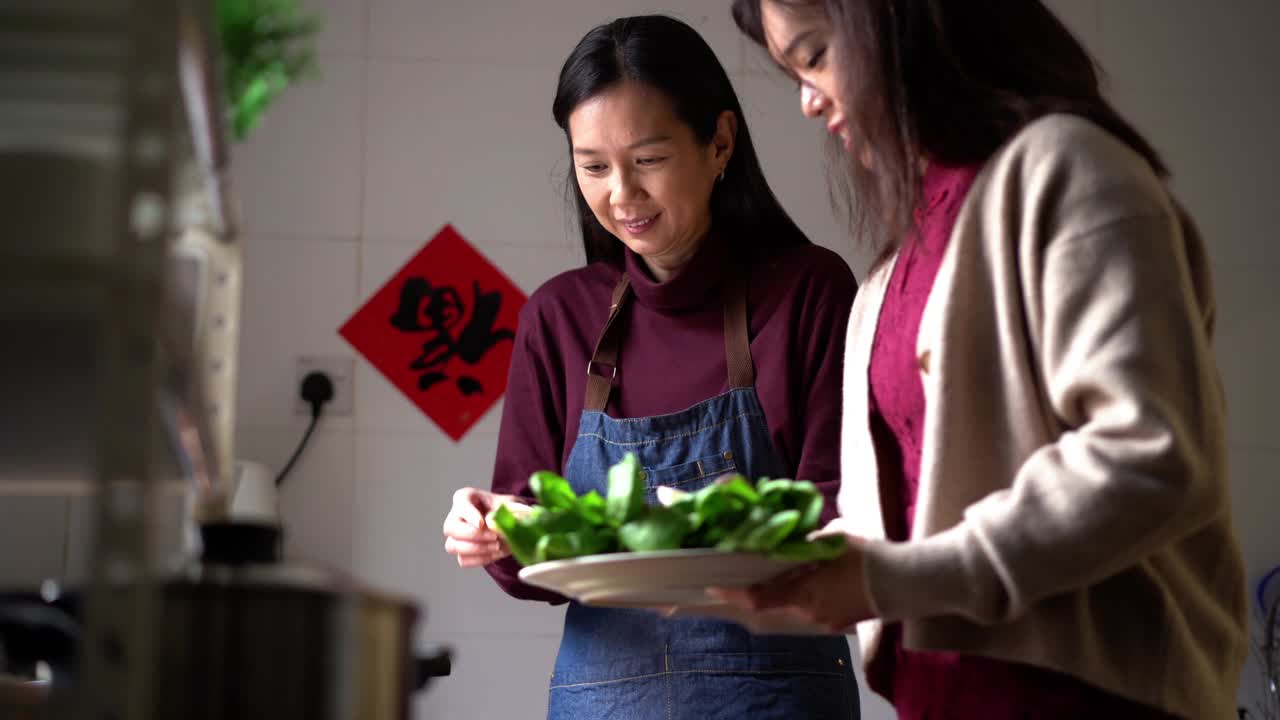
[835,114,1248,719]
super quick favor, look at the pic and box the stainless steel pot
[1,563,450,720]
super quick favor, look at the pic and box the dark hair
[732,0,1168,259]
[552,14,810,267]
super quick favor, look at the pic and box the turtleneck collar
[624,228,728,313]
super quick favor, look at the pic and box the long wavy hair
[732,0,1167,259]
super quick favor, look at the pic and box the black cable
[274,411,319,487]
[275,371,334,487]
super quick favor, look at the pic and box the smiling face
[759,1,857,155]
[567,80,735,281]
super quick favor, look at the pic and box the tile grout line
[339,0,364,564]
[349,0,372,524]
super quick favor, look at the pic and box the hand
[442,487,517,568]
[710,534,875,633]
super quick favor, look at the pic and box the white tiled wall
[366,1,744,70]
[229,2,1280,718]
[231,59,365,239]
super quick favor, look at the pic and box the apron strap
[583,266,753,413]
[583,274,632,412]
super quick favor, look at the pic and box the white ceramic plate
[517,549,803,608]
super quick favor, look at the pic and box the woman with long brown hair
[714,1,1249,718]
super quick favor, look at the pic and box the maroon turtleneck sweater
[484,232,857,601]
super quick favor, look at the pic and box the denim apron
[546,270,859,720]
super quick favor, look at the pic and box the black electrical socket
[300,371,334,417]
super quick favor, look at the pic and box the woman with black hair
[443,15,861,719]
[715,1,1249,718]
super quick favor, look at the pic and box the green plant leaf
[694,485,745,523]
[619,506,691,552]
[769,535,848,562]
[489,504,538,567]
[528,508,584,535]
[797,491,823,535]
[578,490,607,525]
[743,509,801,552]
[756,479,823,537]
[530,471,578,511]
[216,0,322,141]
[534,528,614,563]
[535,533,570,563]
[572,528,613,556]
[606,453,645,525]
[689,481,754,547]
[714,505,772,552]
[757,477,793,498]
[666,495,697,516]
[669,499,703,535]
[715,474,760,505]
[594,525,620,551]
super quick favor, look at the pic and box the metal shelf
[0,2,242,717]
[0,0,240,498]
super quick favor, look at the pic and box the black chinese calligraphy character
[390,276,514,395]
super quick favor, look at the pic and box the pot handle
[0,595,81,677]
[413,647,452,692]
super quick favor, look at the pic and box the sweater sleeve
[861,119,1229,624]
[483,300,569,604]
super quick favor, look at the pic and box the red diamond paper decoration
[340,225,526,441]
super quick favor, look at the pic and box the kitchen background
[188,1,1279,718]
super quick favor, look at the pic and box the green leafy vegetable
[528,508,585,535]
[714,474,761,505]
[715,505,772,552]
[489,453,846,566]
[578,490,607,525]
[490,504,539,567]
[769,534,849,562]
[606,453,645,525]
[619,506,691,552]
[531,471,578,512]
[743,509,801,552]
[534,529,612,563]
[797,492,824,535]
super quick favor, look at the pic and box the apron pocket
[644,452,738,493]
